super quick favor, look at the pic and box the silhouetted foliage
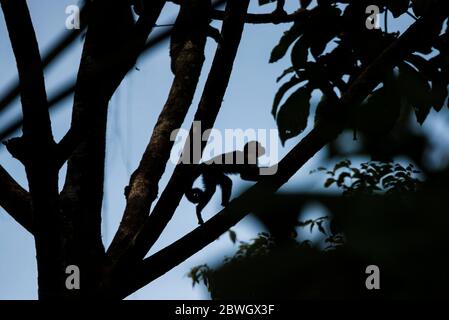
[270,0,449,144]
[190,160,449,299]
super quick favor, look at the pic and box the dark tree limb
[116,125,337,298]
[0,1,54,146]
[106,0,251,279]
[0,164,33,234]
[275,0,286,14]
[115,8,447,298]
[58,0,165,297]
[0,0,62,299]
[211,8,306,24]
[106,0,211,269]
[0,6,87,117]
[56,0,167,167]
[0,1,228,144]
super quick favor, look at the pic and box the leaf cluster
[270,0,449,144]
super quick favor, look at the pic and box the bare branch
[0,164,33,233]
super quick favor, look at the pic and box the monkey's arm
[218,174,232,206]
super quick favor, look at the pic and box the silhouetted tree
[1,0,449,300]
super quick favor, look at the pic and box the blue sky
[1,0,449,300]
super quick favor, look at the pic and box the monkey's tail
[185,187,203,204]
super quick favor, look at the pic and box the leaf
[334,160,351,171]
[229,230,237,244]
[276,87,312,145]
[317,221,327,235]
[387,0,410,18]
[310,32,333,58]
[290,37,309,70]
[298,219,313,227]
[405,54,436,80]
[324,178,336,188]
[357,73,400,135]
[404,55,448,112]
[308,7,341,58]
[411,0,431,16]
[430,79,448,112]
[337,172,351,187]
[300,0,312,9]
[382,175,396,188]
[270,22,306,63]
[276,66,296,82]
[398,63,432,124]
[272,76,302,118]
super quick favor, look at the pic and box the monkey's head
[244,141,266,163]
[185,187,203,204]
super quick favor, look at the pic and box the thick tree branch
[1,0,62,299]
[56,0,167,167]
[106,0,251,277]
[0,1,228,144]
[0,27,167,144]
[0,164,33,233]
[107,0,211,266]
[58,0,166,297]
[0,6,87,117]
[0,0,54,149]
[115,9,447,297]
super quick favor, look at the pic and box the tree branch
[0,164,33,233]
[106,0,251,277]
[0,0,63,299]
[116,125,336,298]
[107,0,211,266]
[0,0,54,150]
[55,0,167,167]
[115,9,447,297]
[57,0,167,296]
[211,8,306,24]
[0,1,228,144]
[0,5,87,118]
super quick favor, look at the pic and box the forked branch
[116,7,447,298]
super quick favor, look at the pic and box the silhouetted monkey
[186,141,266,225]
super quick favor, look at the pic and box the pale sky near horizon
[1,0,449,300]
